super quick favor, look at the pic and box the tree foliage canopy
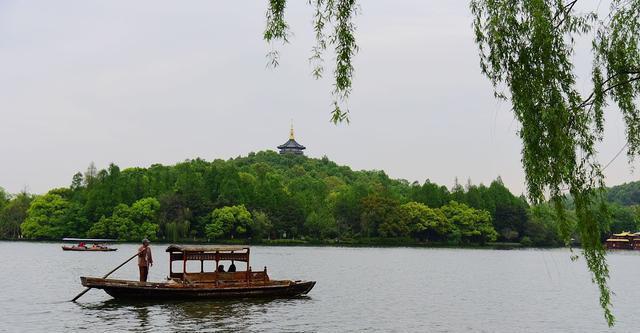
[469,0,640,325]
[86,197,161,241]
[205,205,253,240]
[3,152,556,244]
[21,193,87,239]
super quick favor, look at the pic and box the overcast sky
[0,1,636,195]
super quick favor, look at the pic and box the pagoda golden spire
[289,122,295,140]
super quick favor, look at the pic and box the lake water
[0,242,638,332]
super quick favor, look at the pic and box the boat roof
[62,238,116,242]
[606,238,629,242]
[165,245,249,253]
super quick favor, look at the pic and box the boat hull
[81,277,316,300]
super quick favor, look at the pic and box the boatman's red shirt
[138,245,153,267]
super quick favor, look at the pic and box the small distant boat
[62,238,117,252]
[81,245,315,300]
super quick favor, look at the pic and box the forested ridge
[0,151,636,245]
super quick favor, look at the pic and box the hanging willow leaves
[263,0,639,325]
[264,0,358,123]
[471,0,640,327]
[592,1,640,154]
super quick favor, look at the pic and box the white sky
[0,1,636,195]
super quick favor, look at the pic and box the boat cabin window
[185,261,204,273]
[171,260,244,273]
[171,261,221,273]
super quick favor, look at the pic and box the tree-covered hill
[607,181,640,207]
[0,151,636,245]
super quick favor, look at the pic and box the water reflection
[132,305,150,329]
[76,297,313,332]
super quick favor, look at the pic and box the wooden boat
[62,245,117,252]
[81,245,316,300]
[62,238,117,251]
[605,232,640,250]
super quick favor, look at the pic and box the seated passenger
[228,261,236,272]
[217,264,225,272]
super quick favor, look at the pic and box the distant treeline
[0,151,637,246]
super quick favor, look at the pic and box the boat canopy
[166,245,251,270]
[62,238,116,242]
[612,231,634,237]
[165,245,249,253]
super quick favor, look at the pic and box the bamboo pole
[71,249,144,302]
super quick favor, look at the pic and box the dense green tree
[525,204,564,247]
[304,208,338,239]
[608,204,638,234]
[173,160,210,220]
[158,192,192,241]
[86,197,160,241]
[493,202,528,241]
[410,180,450,208]
[204,205,253,240]
[70,172,84,191]
[21,193,87,239]
[332,182,367,236]
[0,192,32,239]
[0,187,9,210]
[87,205,135,240]
[119,168,151,204]
[215,164,244,206]
[129,197,161,235]
[450,178,466,203]
[84,165,123,223]
[607,181,640,206]
[289,175,328,217]
[359,195,400,238]
[441,201,498,244]
[400,202,453,242]
[251,210,273,240]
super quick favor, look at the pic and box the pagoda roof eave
[277,139,306,150]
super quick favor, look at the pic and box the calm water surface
[0,242,638,332]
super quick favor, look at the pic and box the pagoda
[278,125,306,155]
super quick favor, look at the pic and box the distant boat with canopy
[62,238,117,252]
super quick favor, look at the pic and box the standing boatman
[138,238,153,282]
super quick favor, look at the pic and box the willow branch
[553,0,579,29]
[579,70,640,109]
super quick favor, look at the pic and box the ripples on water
[0,242,638,332]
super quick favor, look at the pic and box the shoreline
[0,238,565,250]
